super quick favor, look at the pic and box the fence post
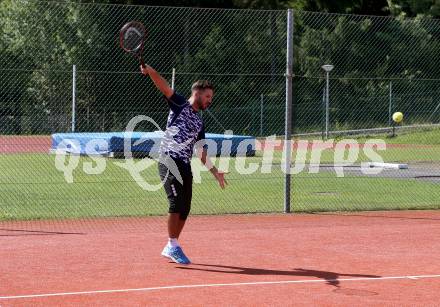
[388,81,393,126]
[321,65,334,139]
[322,87,326,140]
[171,68,176,90]
[325,70,330,138]
[284,9,294,214]
[260,94,264,136]
[72,64,76,132]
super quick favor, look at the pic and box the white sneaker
[161,245,171,258]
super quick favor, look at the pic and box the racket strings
[120,21,146,53]
[123,26,144,52]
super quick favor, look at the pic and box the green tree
[386,0,440,17]
[0,0,150,133]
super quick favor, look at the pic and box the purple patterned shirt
[160,92,205,164]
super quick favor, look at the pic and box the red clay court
[1,210,439,306]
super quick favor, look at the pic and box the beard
[197,97,206,110]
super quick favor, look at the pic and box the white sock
[167,238,179,248]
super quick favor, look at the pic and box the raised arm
[140,65,174,99]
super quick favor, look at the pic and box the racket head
[119,21,147,54]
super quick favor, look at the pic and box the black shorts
[158,158,193,220]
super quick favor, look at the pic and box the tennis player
[141,65,227,265]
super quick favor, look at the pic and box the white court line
[1,274,439,300]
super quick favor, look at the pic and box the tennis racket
[119,21,147,68]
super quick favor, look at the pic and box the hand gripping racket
[120,21,147,68]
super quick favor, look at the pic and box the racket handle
[140,56,146,68]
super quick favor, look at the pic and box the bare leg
[165,213,191,264]
[168,213,187,239]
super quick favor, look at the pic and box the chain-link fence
[1,1,440,222]
[294,11,440,136]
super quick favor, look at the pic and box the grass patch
[1,146,439,221]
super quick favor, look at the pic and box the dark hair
[191,80,214,92]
